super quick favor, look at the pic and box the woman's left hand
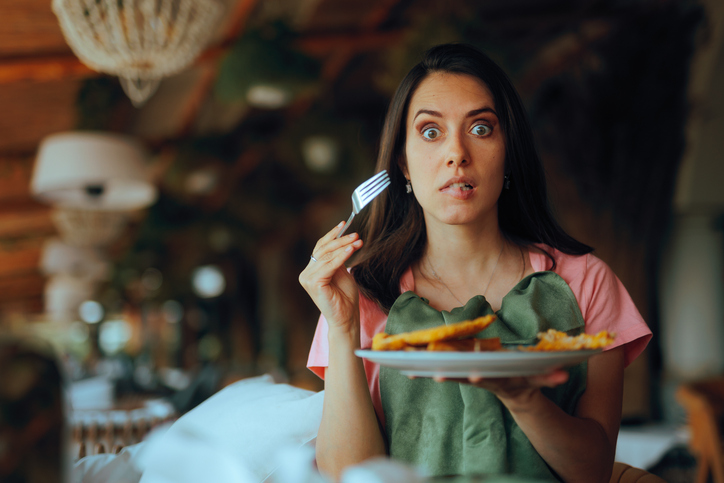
[430,369,570,407]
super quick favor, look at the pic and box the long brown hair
[352,43,592,313]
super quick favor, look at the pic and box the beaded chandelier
[53,0,224,106]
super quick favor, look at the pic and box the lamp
[52,0,224,106]
[31,132,157,211]
[51,209,131,247]
[40,238,111,281]
[44,274,98,322]
[302,136,339,173]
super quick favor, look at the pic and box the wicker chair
[677,377,724,483]
[610,462,666,483]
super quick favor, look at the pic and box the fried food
[523,329,615,351]
[427,337,502,352]
[371,315,497,351]
[372,332,410,351]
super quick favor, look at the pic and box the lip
[439,176,476,200]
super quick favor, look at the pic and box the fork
[335,170,391,239]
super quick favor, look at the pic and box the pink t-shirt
[307,246,653,424]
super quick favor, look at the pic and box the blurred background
[0,0,722,479]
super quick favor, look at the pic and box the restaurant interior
[0,0,722,481]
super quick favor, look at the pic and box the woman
[300,43,651,482]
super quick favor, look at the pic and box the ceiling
[0,0,717,321]
[0,0,417,317]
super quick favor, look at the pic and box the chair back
[677,377,724,483]
[610,462,666,483]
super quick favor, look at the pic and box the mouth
[447,182,474,191]
[440,177,476,199]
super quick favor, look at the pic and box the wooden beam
[0,272,45,300]
[362,0,405,30]
[177,61,221,137]
[0,155,34,201]
[296,30,404,56]
[0,247,41,278]
[0,296,45,317]
[221,0,259,42]
[0,208,54,238]
[0,29,404,85]
[310,0,405,82]
[0,54,97,84]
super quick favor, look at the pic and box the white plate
[355,348,600,378]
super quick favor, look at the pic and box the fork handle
[335,212,356,239]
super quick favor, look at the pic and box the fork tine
[359,173,390,199]
[357,170,388,192]
[359,177,390,203]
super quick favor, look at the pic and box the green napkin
[380,271,587,480]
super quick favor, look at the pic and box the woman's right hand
[299,221,364,335]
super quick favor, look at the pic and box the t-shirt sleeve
[581,254,652,367]
[307,313,329,380]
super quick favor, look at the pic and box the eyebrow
[412,107,498,121]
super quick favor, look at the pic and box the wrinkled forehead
[406,72,496,124]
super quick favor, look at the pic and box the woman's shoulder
[531,244,608,280]
[530,244,626,314]
[532,244,651,356]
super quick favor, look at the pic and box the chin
[436,208,496,228]
[437,213,481,226]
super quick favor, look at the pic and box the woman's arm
[317,324,386,479]
[299,222,385,480]
[490,346,625,483]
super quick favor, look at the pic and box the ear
[397,154,409,180]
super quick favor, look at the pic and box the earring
[504,174,511,190]
[405,179,412,193]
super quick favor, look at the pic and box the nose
[446,132,469,167]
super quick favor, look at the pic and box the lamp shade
[32,132,157,210]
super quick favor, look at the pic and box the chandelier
[52,0,224,106]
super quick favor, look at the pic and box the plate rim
[354,348,601,378]
[354,348,602,360]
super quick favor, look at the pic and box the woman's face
[402,72,506,229]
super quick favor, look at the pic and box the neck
[424,218,506,274]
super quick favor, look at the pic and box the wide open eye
[471,124,492,136]
[422,127,442,140]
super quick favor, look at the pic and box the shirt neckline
[400,244,551,293]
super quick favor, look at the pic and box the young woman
[300,43,651,482]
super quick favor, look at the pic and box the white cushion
[72,443,144,483]
[137,374,324,483]
[72,375,324,483]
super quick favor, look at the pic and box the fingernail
[345,245,353,252]
[338,221,345,227]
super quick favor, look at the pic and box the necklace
[427,243,505,307]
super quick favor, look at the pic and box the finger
[433,375,446,383]
[311,232,360,265]
[302,240,363,295]
[314,221,347,251]
[529,369,569,388]
[309,221,345,262]
[315,237,362,267]
[468,375,482,384]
